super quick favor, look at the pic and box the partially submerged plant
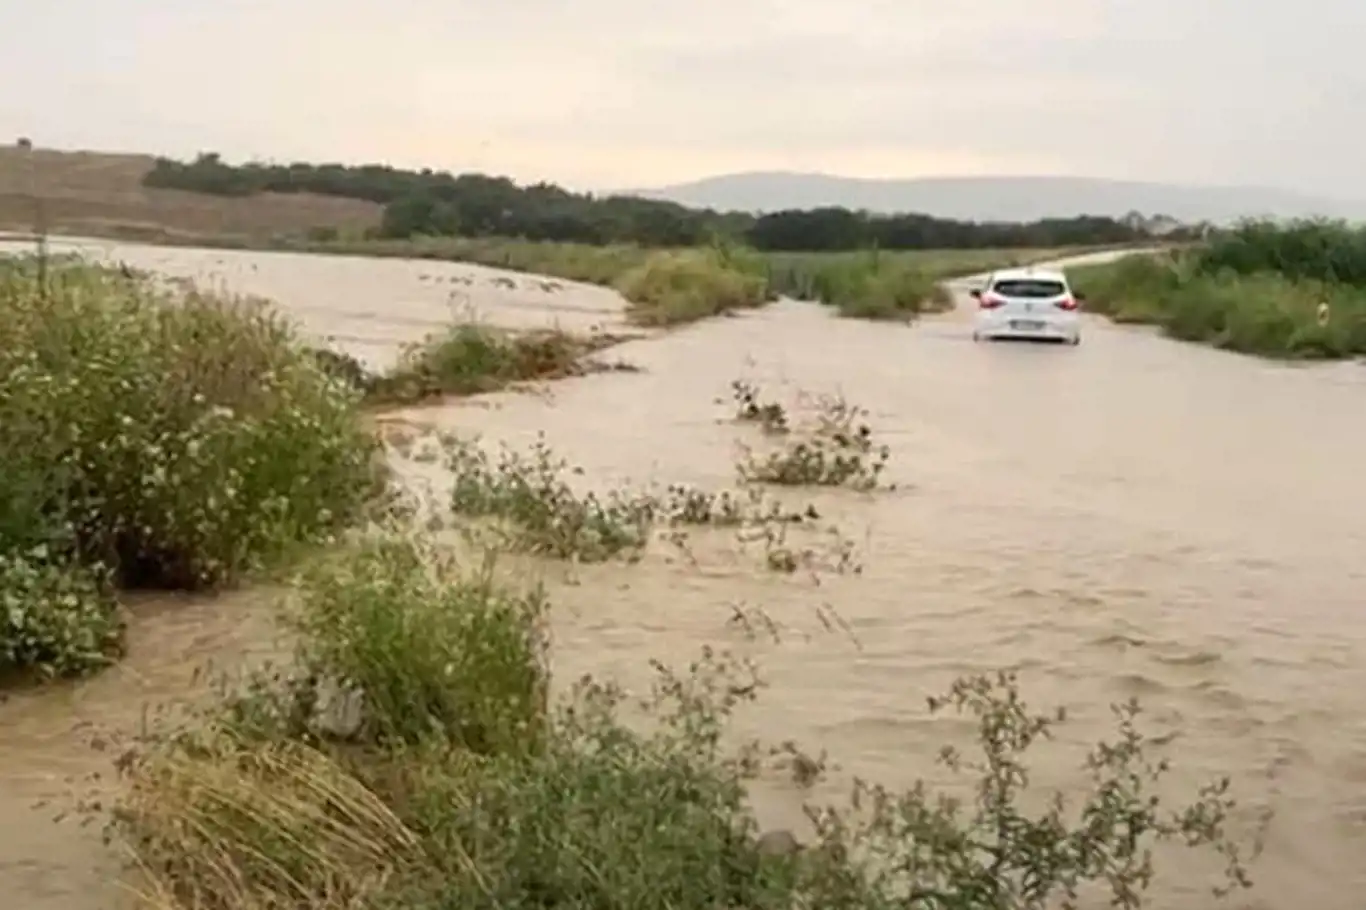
[363,323,637,406]
[799,671,1255,909]
[730,379,790,434]
[731,384,892,491]
[446,434,657,563]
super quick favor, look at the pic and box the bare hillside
[0,147,381,241]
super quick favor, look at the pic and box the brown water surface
[1,239,1363,909]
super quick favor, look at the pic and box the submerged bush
[0,254,383,677]
[613,248,772,325]
[363,322,631,405]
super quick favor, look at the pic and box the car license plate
[1010,320,1045,331]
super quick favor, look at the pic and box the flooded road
[2,238,1363,909]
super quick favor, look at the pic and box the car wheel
[1069,334,1081,346]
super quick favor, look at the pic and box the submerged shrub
[365,322,630,405]
[613,248,771,325]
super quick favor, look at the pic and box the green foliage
[288,534,549,753]
[1068,220,1366,358]
[0,552,122,680]
[732,384,893,491]
[351,323,632,406]
[613,248,772,325]
[143,153,1159,253]
[0,253,383,678]
[446,434,658,562]
[811,255,939,321]
[109,526,1256,910]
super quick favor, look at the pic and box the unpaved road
[1,239,1362,909]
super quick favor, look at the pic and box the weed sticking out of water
[437,430,854,575]
[613,247,773,326]
[105,525,1258,910]
[659,482,817,528]
[314,321,640,408]
[446,434,658,563]
[730,382,892,491]
[730,379,790,433]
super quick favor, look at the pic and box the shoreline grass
[5,223,1140,326]
[1068,221,1366,359]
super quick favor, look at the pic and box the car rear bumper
[974,313,1080,342]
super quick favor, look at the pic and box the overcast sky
[1,1,1361,194]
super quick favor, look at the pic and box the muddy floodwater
[1,238,1364,909]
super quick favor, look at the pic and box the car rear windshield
[991,279,1066,299]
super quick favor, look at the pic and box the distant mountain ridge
[626,173,1366,225]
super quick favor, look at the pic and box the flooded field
[1,238,1363,909]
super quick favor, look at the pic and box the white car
[970,268,1082,345]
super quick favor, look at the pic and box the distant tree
[15,137,31,150]
[141,153,1156,252]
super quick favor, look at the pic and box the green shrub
[1068,239,1366,358]
[0,552,122,680]
[362,323,628,405]
[796,254,938,321]
[446,434,657,562]
[285,533,549,752]
[0,253,383,678]
[613,248,771,325]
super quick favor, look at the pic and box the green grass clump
[612,247,772,326]
[447,434,658,562]
[1069,222,1366,358]
[109,526,1258,910]
[0,253,383,680]
[337,323,633,407]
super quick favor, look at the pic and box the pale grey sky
[1,1,1360,193]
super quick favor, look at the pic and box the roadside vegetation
[129,152,1186,324]
[104,384,1258,910]
[2,252,1260,905]
[0,254,384,681]
[1068,219,1366,358]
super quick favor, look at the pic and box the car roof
[988,267,1068,283]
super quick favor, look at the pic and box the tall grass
[613,246,772,325]
[0,253,383,680]
[303,237,1085,323]
[1069,220,1366,358]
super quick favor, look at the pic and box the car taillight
[1054,297,1078,311]
[979,293,1005,310]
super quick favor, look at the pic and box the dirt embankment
[0,147,381,242]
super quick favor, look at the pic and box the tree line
[144,153,1176,251]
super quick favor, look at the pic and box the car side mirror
[1073,291,1087,302]
[968,288,981,299]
